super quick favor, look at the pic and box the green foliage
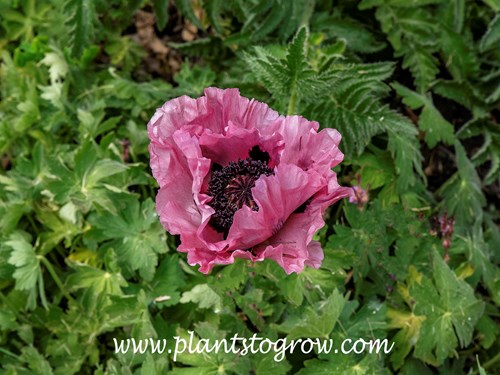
[152,0,169,31]
[392,83,454,148]
[411,251,485,365]
[437,142,486,229]
[0,0,498,374]
[65,0,97,58]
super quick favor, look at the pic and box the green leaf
[209,259,247,292]
[6,232,49,310]
[104,36,145,72]
[88,197,167,281]
[483,0,500,11]
[299,352,390,375]
[372,6,439,91]
[171,326,251,373]
[399,45,439,93]
[250,351,292,375]
[40,50,68,84]
[202,0,223,34]
[66,263,127,296]
[46,141,129,213]
[173,62,216,97]
[287,26,308,83]
[480,15,500,52]
[180,284,223,312]
[440,27,478,82]
[246,26,326,113]
[392,83,454,148]
[411,250,485,366]
[153,0,169,30]
[175,0,203,29]
[277,289,346,339]
[318,16,386,53]
[308,62,409,157]
[458,118,500,185]
[386,113,424,190]
[149,255,185,307]
[65,0,96,57]
[19,346,54,375]
[437,141,486,229]
[455,221,496,285]
[234,288,274,331]
[7,232,40,292]
[388,308,426,369]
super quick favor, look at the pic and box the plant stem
[38,255,77,305]
[483,352,500,370]
[287,86,298,115]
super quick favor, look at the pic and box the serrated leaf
[173,62,216,97]
[287,26,308,78]
[458,118,500,185]
[88,197,167,281]
[392,83,454,148]
[150,255,185,307]
[6,232,46,309]
[175,0,203,29]
[7,233,40,292]
[40,50,68,84]
[299,352,390,375]
[373,6,439,91]
[307,62,404,157]
[388,309,426,369]
[437,141,486,229]
[66,263,127,296]
[480,14,500,52]
[386,113,424,190]
[180,284,223,312]
[202,0,223,34]
[440,27,478,81]
[20,346,54,375]
[411,250,485,366]
[277,289,346,339]
[65,0,96,58]
[399,45,439,92]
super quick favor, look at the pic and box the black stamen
[207,149,274,234]
[248,145,270,164]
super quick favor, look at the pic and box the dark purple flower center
[207,146,274,234]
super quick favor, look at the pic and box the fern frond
[398,45,439,93]
[64,0,97,58]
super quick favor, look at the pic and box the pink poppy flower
[148,88,352,274]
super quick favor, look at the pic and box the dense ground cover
[0,0,499,373]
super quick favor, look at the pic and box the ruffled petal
[307,171,354,212]
[255,213,323,274]
[148,94,208,146]
[198,123,284,167]
[252,172,352,274]
[203,88,282,132]
[156,180,200,236]
[275,115,344,172]
[227,163,324,250]
[186,247,262,274]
